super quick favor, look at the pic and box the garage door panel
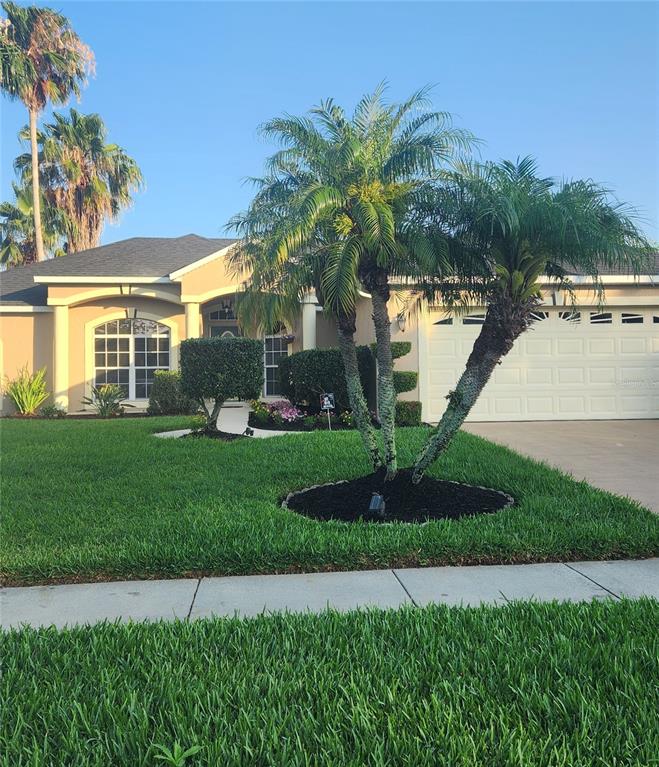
[557,338,584,355]
[527,397,554,416]
[588,367,616,384]
[493,368,521,385]
[527,368,553,385]
[423,306,659,422]
[557,368,585,384]
[620,337,647,354]
[588,338,616,355]
[525,338,552,356]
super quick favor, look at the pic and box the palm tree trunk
[29,107,45,263]
[412,304,527,483]
[370,285,397,480]
[337,316,382,471]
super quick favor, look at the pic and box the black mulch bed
[183,429,244,441]
[283,469,514,524]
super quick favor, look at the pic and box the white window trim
[263,333,289,398]
[84,311,179,407]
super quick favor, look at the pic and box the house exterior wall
[0,313,54,413]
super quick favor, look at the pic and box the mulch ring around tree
[283,468,514,524]
[183,429,244,441]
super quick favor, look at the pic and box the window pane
[146,338,157,352]
[95,325,106,335]
[95,339,105,352]
[135,384,147,399]
[135,337,145,352]
[147,353,157,366]
[590,312,612,324]
[135,353,145,367]
[433,317,453,325]
[106,321,118,334]
[119,353,130,367]
[463,314,485,325]
[95,370,106,385]
[621,313,643,324]
[559,311,580,323]
[95,353,105,367]
[118,319,132,334]
[118,338,130,351]
[107,339,117,352]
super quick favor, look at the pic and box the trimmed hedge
[393,370,418,394]
[147,371,198,416]
[369,340,412,360]
[395,400,422,426]
[279,347,375,412]
[180,338,264,406]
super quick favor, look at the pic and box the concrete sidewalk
[2,559,657,630]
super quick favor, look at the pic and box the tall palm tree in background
[16,109,143,253]
[0,2,93,261]
[230,87,473,478]
[0,181,66,265]
[412,157,651,482]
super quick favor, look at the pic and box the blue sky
[2,1,657,243]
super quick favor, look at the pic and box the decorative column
[184,301,201,339]
[301,294,317,350]
[53,304,69,410]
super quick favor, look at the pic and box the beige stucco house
[1,234,657,421]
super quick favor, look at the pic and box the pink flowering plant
[249,399,303,425]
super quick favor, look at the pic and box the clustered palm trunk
[336,311,382,470]
[412,294,537,482]
[366,270,398,479]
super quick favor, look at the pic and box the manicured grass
[1,418,657,585]
[2,600,658,766]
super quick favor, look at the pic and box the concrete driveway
[463,420,659,512]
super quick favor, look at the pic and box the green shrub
[395,400,422,426]
[180,338,263,430]
[393,370,418,394]
[146,371,198,416]
[369,341,411,360]
[3,366,49,415]
[82,384,129,417]
[38,404,66,419]
[278,346,374,411]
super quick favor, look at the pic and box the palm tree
[411,157,651,482]
[229,86,473,478]
[0,2,93,261]
[16,109,143,252]
[0,181,66,265]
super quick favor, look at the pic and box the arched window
[94,319,170,400]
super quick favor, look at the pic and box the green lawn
[1,417,657,585]
[2,600,658,766]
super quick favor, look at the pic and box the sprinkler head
[369,492,386,519]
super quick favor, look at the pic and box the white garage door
[421,307,659,422]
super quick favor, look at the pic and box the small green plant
[303,415,316,429]
[153,742,202,766]
[147,371,198,416]
[395,400,422,427]
[38,403,66,419]
[189,414,206,431]
[339,410,354,427]
[82,384,129,417]
[3,366,49,415]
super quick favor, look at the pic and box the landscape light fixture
[243,427,254,437]
[396,312,407,332]
[369,492,386,519]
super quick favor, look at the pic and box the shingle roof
[566,251,659,277]
[0,235,237,306]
